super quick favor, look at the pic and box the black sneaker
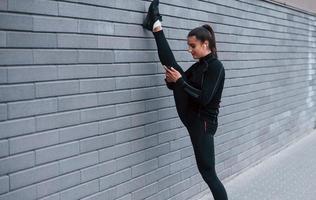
[142,0,163,31]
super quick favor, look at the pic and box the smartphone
[163,65,172,70]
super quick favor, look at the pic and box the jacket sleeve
[164,78,175,90]
[175,64,224,106]
[164,65,194,91]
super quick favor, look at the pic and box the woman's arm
[175,63,224,106]
[165,78,175,90]
[164,65,194,91]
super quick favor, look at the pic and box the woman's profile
[143,0,228,199]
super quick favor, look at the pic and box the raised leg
[153,29,190,127]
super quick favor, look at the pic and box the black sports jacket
[164,52,225,120]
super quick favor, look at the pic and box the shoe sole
[142,13,152,31]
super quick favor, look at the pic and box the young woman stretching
[143,0,228,199]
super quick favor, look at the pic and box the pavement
[190,129,316,200]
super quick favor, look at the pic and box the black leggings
[153,30,228,200]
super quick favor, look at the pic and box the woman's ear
[204,41,209,48]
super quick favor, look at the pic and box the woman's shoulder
[207,58,224,71]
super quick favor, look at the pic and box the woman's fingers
[163,65,174,72]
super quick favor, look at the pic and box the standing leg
[153,29,190,127]
[187,113,228,200]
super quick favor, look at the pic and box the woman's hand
[163,65,182,83]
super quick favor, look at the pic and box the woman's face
[187,35,209,59]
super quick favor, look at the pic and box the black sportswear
[165,51,225,121]
[152,29,228,200]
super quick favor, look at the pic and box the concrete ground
[190,129,316,200]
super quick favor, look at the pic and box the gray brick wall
[0,0,315,199]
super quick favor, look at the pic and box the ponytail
[202,24,218,58]
[187,24,218,59]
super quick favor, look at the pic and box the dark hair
[187,24,218,58]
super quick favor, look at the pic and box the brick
[114,51,158,63]
[57,64,98,79]
[35,110,80,131]
[80,105,116,123]
[131,182,158,200]
[58,93,98,111]
[115,175,146,198]
[131,134,158,153]
[114,24,146,38]
[60,179,99,200]
[78,50,114,64]
[98,145,116,162]
[0,140,8,158]
[0,13,32,31]
[7,31,57,48]
[170,156,192,173]
[33,16,78,32]
[58,1,98,19]
[57,34,98,48]
[98,36,130,49]
[80,160,116,182]
[130,111,158,127]
[9,162,59,190]
[9,130,58,154]
[99,168,131,191]
[79,78,115,93]
[36,171,80,198]
[79,133,115,153]
[80,188,116,200]
[59,151,98,174]
[8,0,58,15]
[39,193,60,200]
[98,7,142,24]
[0,184,36,200]
[35,80,79,98]
[116,101,146,116]
[58,122,98,143]
[158,173,182,191]
[131,158,158,178]
[0,83,34,102]
[116,150,146,171]
[129,63,157,75]
[97,90,131,106]
[8,98,57,119]
[7,65,58,83]
[0,175,9,194]
[97,110,130,135]
[0,104,7,121]
[0,118,35,139]
[98,63,130,77]
[145,143,170,160]
[0,0,7,10]
[158,151,181,167]
[115,76,154,90]
[0,152,35,176]
[116,193,131,200]
[115,126,145,144]
[0,49,33,66]
[130,87,159,101]
[33,49,78,65]
[35,141,79,165]
[0,31,5,47]
[78,19,114,35]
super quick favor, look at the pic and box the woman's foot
[142,0,163,32]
